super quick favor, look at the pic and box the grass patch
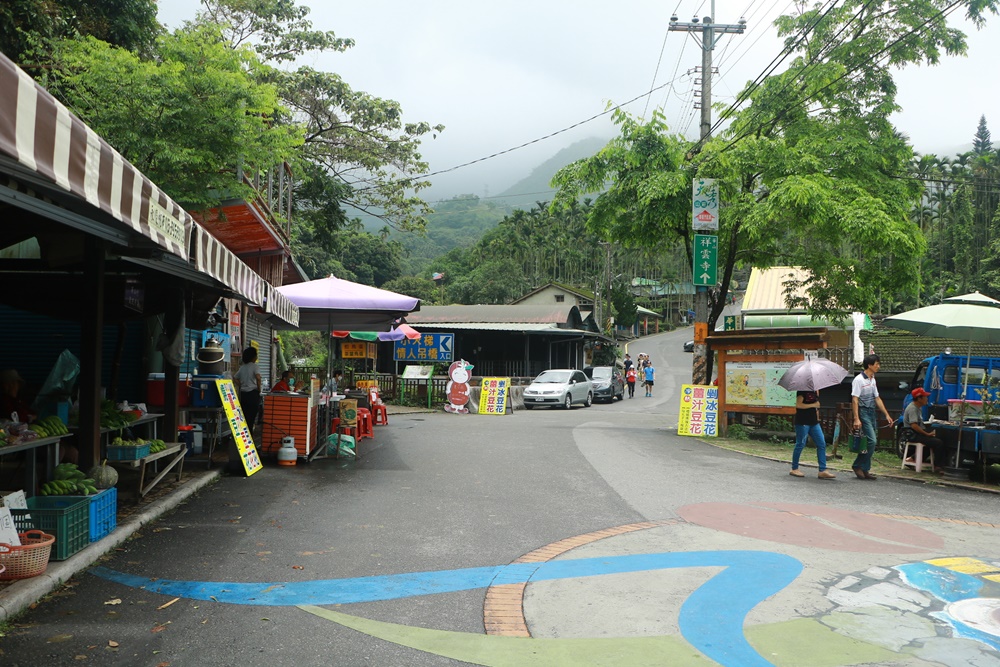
[705,436,1000,492]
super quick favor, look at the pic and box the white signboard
[0,507,20,546]
[692,178,719,230]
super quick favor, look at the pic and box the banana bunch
[148,439,166,454]
[40,463,98,496]
[29,416,69,439]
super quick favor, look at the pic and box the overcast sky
[159,1,1000,201]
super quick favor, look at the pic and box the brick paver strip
[483,520,678,636]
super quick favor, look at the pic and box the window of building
[555,295,565,303]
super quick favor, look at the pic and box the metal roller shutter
[245,313,273,388]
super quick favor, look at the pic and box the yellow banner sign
[216,379,263,476]
[342,342,377,359]
[478,377,510,415]
[677,383,719,437]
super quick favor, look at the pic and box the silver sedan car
[523,369,593,410]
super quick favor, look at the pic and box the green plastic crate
[10,496,90,561]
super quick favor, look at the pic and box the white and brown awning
[265,284,300,328]
[0,51,190,258]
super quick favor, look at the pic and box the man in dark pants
[903,387,946,473]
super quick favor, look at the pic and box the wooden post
[79,237,105,470]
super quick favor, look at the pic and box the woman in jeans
[790,389,836,479]
[851,354,894,480]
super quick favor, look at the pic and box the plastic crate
[107,443,150,461]
[64,487,117,542]
[10,496,90,561]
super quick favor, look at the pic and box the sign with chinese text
[678,384,719,437]
[215,379,262,477]
[342,342,377,359]
[692,178,719,230]
[394,333,454,363]
[693,234,718,286]
[724,315,739,331]
[478,377,510,415]
[724,362,796,407]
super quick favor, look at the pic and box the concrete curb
[700,439,1000,494]
[0,468,223,623]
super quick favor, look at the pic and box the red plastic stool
[371,403,388,425]
[337,423,360,441]
[331,417,341,432]
[356,408,375,440]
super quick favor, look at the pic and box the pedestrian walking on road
[643,362,655,397]
[625,366,637,398]
[851,354,893,481]
[790,389,836,479]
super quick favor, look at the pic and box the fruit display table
[0,434,72,497]
[107,442,185,499]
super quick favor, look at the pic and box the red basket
[0,530,55,580]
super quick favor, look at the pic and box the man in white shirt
[851,354,893,480]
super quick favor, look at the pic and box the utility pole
[669,3,745,385]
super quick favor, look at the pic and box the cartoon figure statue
[444,360,473,414]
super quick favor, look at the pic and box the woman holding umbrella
[778,357,846,479]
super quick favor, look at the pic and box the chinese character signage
[342,342,376,359]
[394,333,454,363]
[693,234,718,286]
[478,377,510,415]
[692,178,719,230]
[215,379,262,477]
[678,384,719,437]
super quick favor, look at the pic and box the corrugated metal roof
[406,304,580,324]
[741,266,810,314]
[413,322,561,332]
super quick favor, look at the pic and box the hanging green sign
[693,234,718,286]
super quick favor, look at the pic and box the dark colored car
[584,366,625,402]
[683,340,695,352]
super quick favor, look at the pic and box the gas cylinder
[277,437,297,466]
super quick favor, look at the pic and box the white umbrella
[777,357,849,392]
[884,291,1000,467]
[883,291,1000,399]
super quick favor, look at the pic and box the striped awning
[192,224,265,306]
[0,51,189,258]
[265,283,299,328]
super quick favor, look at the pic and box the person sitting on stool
[903,387,946,472]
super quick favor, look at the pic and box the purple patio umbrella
[272,276,420,332]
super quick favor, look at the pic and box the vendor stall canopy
[0,51,298,327]
[272,275,420,332]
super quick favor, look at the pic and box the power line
[704,0,964,164]
[352,74,687,193]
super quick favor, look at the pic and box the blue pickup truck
[899,353,1000,463]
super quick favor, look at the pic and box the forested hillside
[394,137,611,275]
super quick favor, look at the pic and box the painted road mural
[92,502,1000,666]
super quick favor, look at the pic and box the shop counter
[261,392,318,459]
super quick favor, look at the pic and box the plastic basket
[10,496,90,561]
[107,443,151,461]
[0,530,54,579]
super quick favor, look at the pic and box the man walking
[851,354,893,480]
[643,361,655,397]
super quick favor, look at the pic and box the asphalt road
[3,327,1000,666]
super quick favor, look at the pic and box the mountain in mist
[493,136,609,209]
